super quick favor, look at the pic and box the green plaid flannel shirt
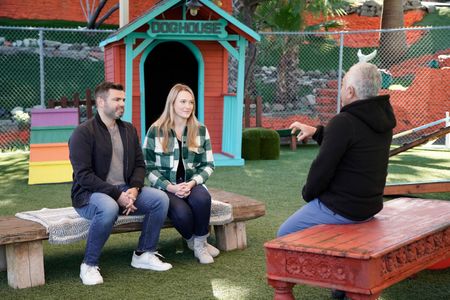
[142,124,215,190]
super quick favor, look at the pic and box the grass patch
[0,54,105,111]
[0,20,112,110]
[388,73,415,90]
[414,7,450,27]
[407,7,450,57]
[0,147,449,298]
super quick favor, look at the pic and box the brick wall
[0,0,232,25]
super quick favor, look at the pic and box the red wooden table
[265,198,450,300]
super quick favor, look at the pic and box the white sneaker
[131,251,172,271]
[205,243,220,258]
[186,236,220,258]
[194,236,214,264]
[80,263,103,285]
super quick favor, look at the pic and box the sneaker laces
[196,243,209,255]
[90,266,100,271]
[86,265,101,275]
[148,251,168,265]
[153,251,166,259]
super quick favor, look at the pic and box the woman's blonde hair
[151,83,199,153]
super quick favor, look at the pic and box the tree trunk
[94,3,120,29]
[239,0,261,98]
[379,0,407,68]
[275,36,300,105]
[87,0,108,29]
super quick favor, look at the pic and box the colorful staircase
[28,108,78,184]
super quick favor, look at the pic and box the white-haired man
[277,62,396,298]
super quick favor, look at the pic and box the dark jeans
[165,185,211,239]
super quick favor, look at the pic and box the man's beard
[106,109,123,120]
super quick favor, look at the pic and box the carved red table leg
[268,279,295,300]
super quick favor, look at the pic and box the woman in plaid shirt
[143,84,217,264]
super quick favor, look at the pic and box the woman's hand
[167,181,196,198]
[168,183,192,198]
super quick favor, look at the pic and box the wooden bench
[264,198,450,300]
[0,188,265,289]
[277,129,298,151]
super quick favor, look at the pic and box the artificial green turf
[0,146,449,299]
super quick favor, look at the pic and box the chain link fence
[0,26,113,151]
[249,26,450,146]
[1,26,449,151]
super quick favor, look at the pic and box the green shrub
[242,128,261,160]
[242,127,280,160]
[260,129,280,159]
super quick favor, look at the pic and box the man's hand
[117,192,137,215]
[289,121,317,142]
[126,187,139,201]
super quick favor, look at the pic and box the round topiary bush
[242,128,261,160]
[259,128,280,159]
[242,127,280,160]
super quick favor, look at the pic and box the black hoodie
[302,95,396,221]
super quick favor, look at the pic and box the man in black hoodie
[278,62,396,237]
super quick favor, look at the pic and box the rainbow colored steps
[28,108,78,185]
[30,126,75,144]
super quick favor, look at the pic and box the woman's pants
[165,185,211,239]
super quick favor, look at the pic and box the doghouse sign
[147,19,227,38]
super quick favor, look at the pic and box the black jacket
[302,95,396,221]
[69,114,145,208]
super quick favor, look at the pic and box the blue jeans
[75,186,169,266]
[277,199,370,237]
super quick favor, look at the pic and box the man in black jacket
[69,82,171,286]
[278,62,396,237]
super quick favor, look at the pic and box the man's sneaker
[131,251,172,271]
[80,263,103,285]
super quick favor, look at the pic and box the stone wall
[0,37,104,61]
[343,0,424,17]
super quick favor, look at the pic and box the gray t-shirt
[106,124,125,186]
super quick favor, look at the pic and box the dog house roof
[100,0,260,47]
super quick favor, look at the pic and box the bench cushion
[15,200,232,245]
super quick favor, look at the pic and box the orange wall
[0,0,232,24]
[390,68,450,134]
[195,41,225,152]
